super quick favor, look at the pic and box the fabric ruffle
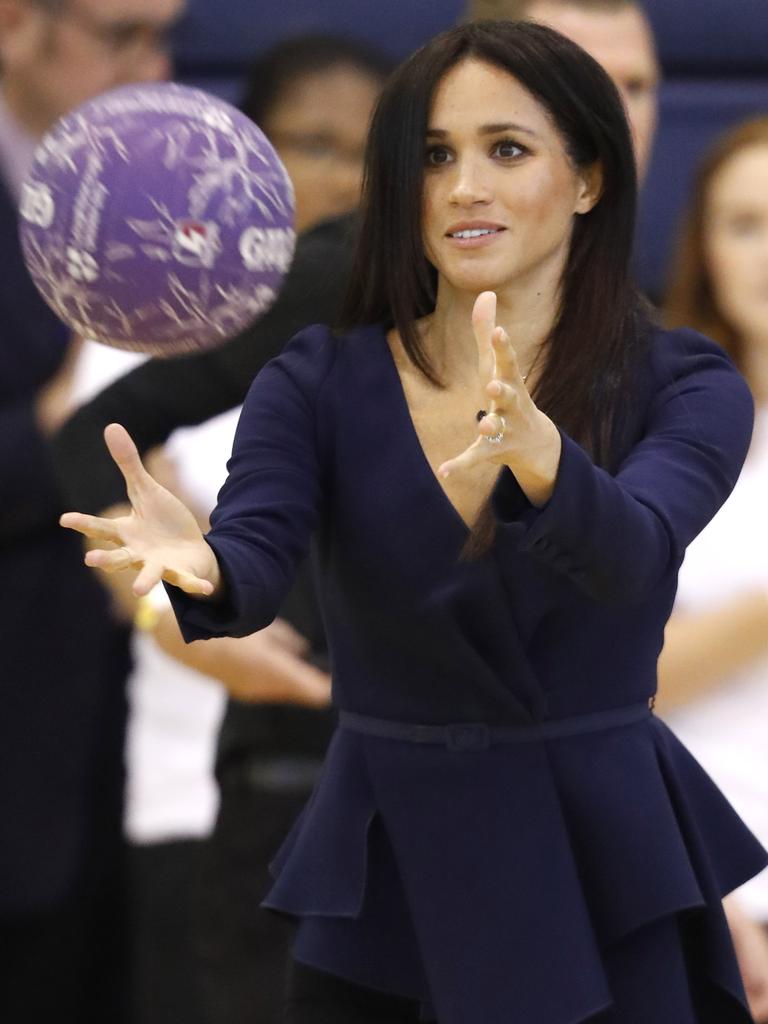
[263,716,767,1024]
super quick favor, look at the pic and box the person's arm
[490,329,753,605]
[166,325,338,641]
[655,591,768,711]
[152,607,331,708]
[60,325,338,640]
[51,214,356,515]
[724,895,768,1023]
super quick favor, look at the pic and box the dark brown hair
[664,117,768,375]
[240,34,392,129]
[341,20,650,471]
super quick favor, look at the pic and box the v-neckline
[377,324,500,536]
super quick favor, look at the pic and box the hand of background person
[724,895,768,1022]
[153,609,332,708]
[438,291,561,507]
[60,423,220,597]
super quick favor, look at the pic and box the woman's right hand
[60,423,221,598]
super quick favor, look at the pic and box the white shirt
[71,342,240,843]
[666,408,768,920]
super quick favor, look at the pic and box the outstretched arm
[61,423,220,598]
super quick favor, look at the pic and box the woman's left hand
[438,291,562,507]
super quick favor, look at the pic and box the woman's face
[421,59,600,300]
[705,143,768,345]
[264,64,381,234]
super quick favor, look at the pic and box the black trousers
[284,960,422,1024]
[283,911,750,1024]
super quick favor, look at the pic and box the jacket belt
[339,701,652,753]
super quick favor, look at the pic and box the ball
[19,82,296,356]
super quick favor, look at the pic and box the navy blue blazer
[0,179,130,912]
[171,322,768,1023]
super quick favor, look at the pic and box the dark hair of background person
[239,33,393,128]
[341,19,650,471]
[465,0,641,21]
[664,117,768,376]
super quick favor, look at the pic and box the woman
[660,116,768,1022]
[62,22,767,1024]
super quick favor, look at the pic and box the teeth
[451,228,498,239]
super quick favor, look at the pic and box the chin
[442,267,511,296]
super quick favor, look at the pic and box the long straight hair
[664,116,768,376]
[341,20,651,471]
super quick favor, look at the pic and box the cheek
[512,170,577,234]
[706,236,759,322]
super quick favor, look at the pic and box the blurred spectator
[241,34,390,233]
[660,116,768,1023]
[465,0,660,179]
[0,0,183,1020]
[67,33,391,1024]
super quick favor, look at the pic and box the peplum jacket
[169,321,768,1024]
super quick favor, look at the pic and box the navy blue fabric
[168,323,767,1022]
[0,180,130,912]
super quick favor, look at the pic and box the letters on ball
[19,83,296,356]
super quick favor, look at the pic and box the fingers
[130,560,214,598]
[160,569,215,599]
[84,545,135,572]
[103,423,154,499]
[472,291,497,361]
[438,437,487,479]
[60,511,124,542]
[477,411,506,440]
[490,325,523,383]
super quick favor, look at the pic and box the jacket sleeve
[51,214,355,514]
[166,325,337,641]
[492,329,754,605]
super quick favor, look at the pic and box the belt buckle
[445,722,490,752]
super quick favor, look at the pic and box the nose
[448,155,493,207]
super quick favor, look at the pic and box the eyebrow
[426,122,539,138]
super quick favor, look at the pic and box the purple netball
[19,83,295,356]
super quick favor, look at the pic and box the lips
[446,221,506,239]
[443,222,507,250]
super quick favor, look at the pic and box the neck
[743,336,768,405]
[424,275,560,386]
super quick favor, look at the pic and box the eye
[623,77,657,100]
[492,139,526,160]
[426,145,453,167]
[727,214,764,238]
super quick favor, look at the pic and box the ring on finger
[485,415,507,444]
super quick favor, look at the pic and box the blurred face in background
[0,0,184,135]
[523,1,659,179]
[705,143,768,350]
[263,63,382,234]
